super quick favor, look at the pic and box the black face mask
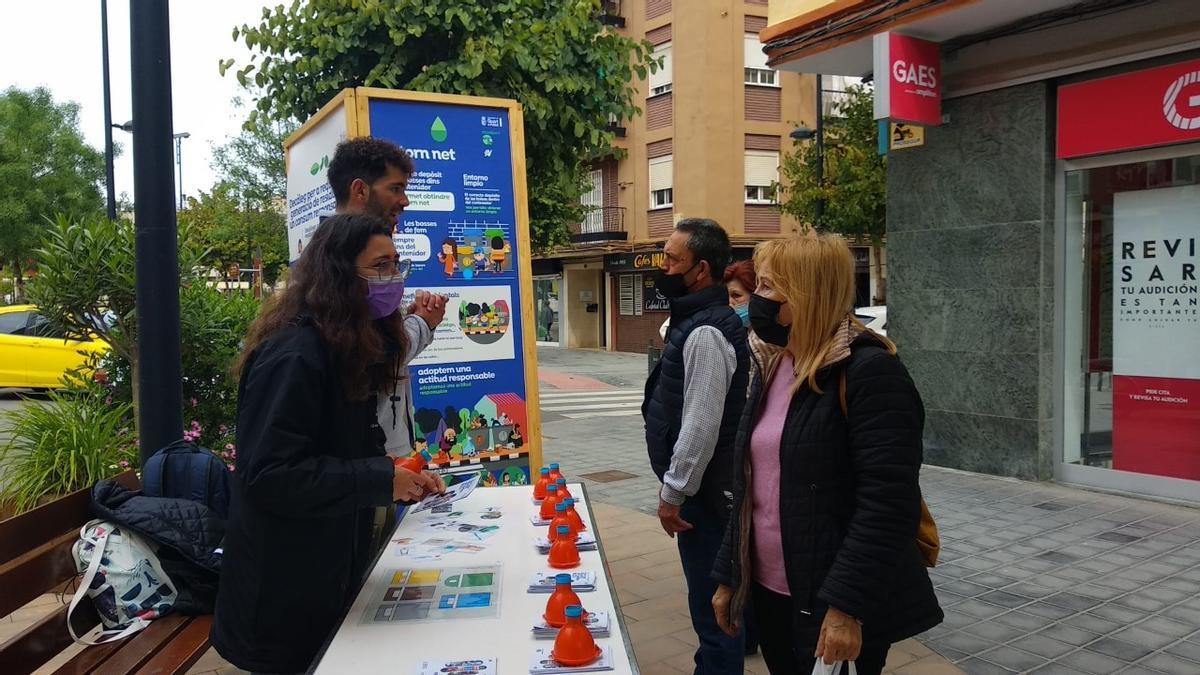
[654,261,699,300]
[749,293,790,346]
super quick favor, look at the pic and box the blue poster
[368,98,530,468]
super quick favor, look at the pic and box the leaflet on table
[370,99,531,482]
[527,571,597,593]
[411,473,480,513]
[529,646,614,674]
[532,611,611,638]
[535,532,597,553]
[416,657,497,674]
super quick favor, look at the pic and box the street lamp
[114,123,190,210]
[100,0,117,222]
[791,74,825,229]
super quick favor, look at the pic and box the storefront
[1057,57,1200,501]
[604,251,670,354]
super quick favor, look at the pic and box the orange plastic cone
[548,526,581,568]
[543,573,583,627]
[533,466,552,501]
[563,497,587,532]
[539,483,562,521]
[552,605,601,666]
[555,478,573,501]
[393,449,431,474]
[548,502,577,541]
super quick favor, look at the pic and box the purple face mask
[364,278,406,319]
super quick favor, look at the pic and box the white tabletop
[314,483,639,674]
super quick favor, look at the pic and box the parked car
[855,305,887,337]
[0,305,108,389]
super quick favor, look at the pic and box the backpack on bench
[141,440,231,518]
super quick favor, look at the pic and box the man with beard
[642,218,749,673]
[327,137,448,468]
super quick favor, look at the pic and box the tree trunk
[13,268,26,303]
[871,240,887,305]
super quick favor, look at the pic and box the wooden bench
[0,471,212,674]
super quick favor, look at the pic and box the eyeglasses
[358,259,412,282]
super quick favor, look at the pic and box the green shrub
[0,388,136,514]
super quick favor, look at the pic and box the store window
[1065,153,1200,481]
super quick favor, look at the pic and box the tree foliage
[0,88,105,299]
[179,182,289,286]
[779,83,887,301]
[779,84,885,239]
[211,98,297,209]
[224,0,654,251]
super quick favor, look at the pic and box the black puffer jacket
[91,479,224,615]
[712,333,942,646]
[212,321,395,673]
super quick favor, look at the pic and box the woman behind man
[212,214,446,673]
[712,234,941,674]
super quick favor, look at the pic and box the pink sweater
[750,355,795,595]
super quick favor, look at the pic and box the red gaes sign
[1058,58,1200,159]
[873,32,941,126]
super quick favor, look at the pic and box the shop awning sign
[1058,57,1200,159]
[873,32,942,127]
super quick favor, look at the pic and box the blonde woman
[710,234,941,675]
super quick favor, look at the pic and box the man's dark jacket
[211,321,394,673]
[643,284,749,514]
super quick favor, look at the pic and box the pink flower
[218,425,228,434]
[224,443,235,451]
[118,460,131,469]
[105,395,113,405]
[190,398,198,407]
[227,465,236,472]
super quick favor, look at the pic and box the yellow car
[0,305,109,389]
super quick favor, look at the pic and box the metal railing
[571,206,626,236]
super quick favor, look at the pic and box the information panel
[364,91,539,485]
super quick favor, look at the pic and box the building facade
[763,0,1200,502]
[533,0,819,354]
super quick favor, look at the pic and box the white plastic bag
[811,661,858,675]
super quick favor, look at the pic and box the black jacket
[91,479,224,615]
[211,321,395,673]
[712,334,942,646]
[643,285,749,513]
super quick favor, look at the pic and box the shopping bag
[811,661,858,675]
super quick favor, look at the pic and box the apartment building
[531,0,818,353]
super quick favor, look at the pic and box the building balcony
[570,206,628,243]
[598,0,626,28]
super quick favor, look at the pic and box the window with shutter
[649,155,673,209]
[649,43,673,96]
[743,34,777,87]
[744,150,779,204]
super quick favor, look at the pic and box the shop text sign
[1058,58,1200,159]
[1111,185,1200,481]
[873,32,941,126]
[604,251,665,272]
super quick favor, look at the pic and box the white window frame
[649,43,673,97]
[618,274,643,316]
[744,150,779,204]
[743,34,779,88]
[649,154,673,210]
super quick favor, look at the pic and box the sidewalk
[539,348,1200,674]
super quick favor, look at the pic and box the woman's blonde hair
[753,233,895,392]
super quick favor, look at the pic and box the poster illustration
[1111,185,1200,480]
[366,94,535,471]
